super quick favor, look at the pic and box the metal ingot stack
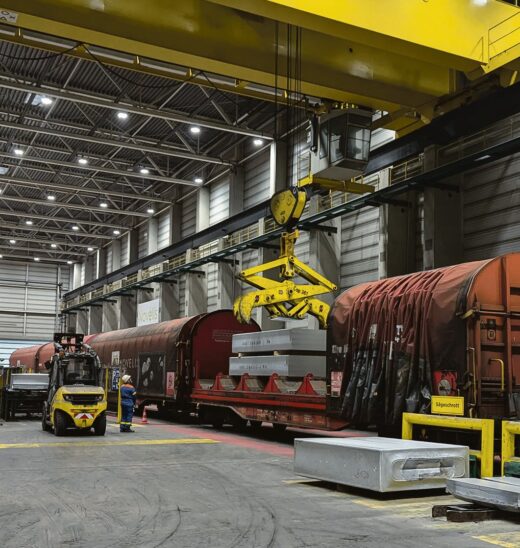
[229,328,326,377]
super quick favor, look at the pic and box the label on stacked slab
[229,355,326,377]
[232,328,326,354]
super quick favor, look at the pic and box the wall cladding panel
[0,262,63,340]
[340,208,380,289]
[106,245,113,273]
[209,179,230,226]
[158,210,171,250]
[463,155,520,260]
[121,234,129,267]
[206,263,218,312]
[181,193,197,238]
[138,225,148,259]
[244,149,270,208]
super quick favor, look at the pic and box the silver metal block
[9,373,49,390]
[446,477,520,512]
[229,355,326,377]
[232,328,326,354]
[294,437,469,492]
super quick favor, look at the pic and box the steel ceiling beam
[0,174,172,204]
[0,76,273,140]
[0,152,201,189]
[0,243,84,257]
[0,232,97,248]
[0,193,151,217]
[0,120,232,167]
[0,252,72,264]
[0,221,113,240]
[0,209,125,230]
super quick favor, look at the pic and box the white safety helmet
[122,374,131,383]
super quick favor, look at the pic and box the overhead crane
[2,0,520,134]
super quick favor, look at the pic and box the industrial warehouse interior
[2,1,520,547]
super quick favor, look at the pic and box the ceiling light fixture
[9,239,15,244]
[0,255,2,259]
[117,111,129,120]
[77,157,88,165]
[100,202,108,208]
[147,207,155,214]
[50,243,57,249]
[87,247,94,252]
[25,220,33,225]
[34,257,40,262]
[46,194,56,201]
[40,96,53,106]
[113,229,121,235]
[190,126,201,134]
[253,138,264,147]
[194,177,203,184]
[13,148,24,156]
[139,167,150,175]
[71,225,79,231]
[67,260,73,265]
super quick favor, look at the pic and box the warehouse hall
[2,2,520,547]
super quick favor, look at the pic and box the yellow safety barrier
[402,413,495,478]
[501,420,520,475]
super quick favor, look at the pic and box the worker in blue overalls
[120,374,136,433]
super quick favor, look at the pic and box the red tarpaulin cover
[328,259,490,428]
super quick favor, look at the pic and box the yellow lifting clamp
[234,173,373,328]
[233,229,337,328]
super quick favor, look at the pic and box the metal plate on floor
[294,437,469,492]
[447,477,520,512]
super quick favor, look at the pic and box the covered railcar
[327,253,520,430]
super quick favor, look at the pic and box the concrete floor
[0,416,519,548]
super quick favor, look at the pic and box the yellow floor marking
[473,533,520,548]
[0,438,218,450]
[108,422,145,428]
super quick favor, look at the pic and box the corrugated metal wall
[416,192,425,271]
[121,233,129,267]
[178,275,186,314]
[181,193,197,238]
[106,245,113,273]
[462,156,520,261]
[158,210,171,250]
[340,207,380,289]
[209,179,230,226]
[206,263,218,312]
[244,148,270,208]
[0,339,47,363]
[138,225,148,259]
[0,262,69,339]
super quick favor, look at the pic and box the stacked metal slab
[294,437,469,492]
[230,328,326,377]
[446,477,520,512]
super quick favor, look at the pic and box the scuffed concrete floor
[0,418,519,548]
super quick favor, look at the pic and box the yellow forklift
[42,333,107,436]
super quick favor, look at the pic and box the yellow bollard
[116,374,122,425]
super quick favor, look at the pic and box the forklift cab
[42,333,107,436]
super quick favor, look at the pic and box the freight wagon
[10,253,520,435]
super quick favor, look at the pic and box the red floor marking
[156,423,294,457]
[106,416,373,457]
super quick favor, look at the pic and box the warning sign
[431,396,465,416]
